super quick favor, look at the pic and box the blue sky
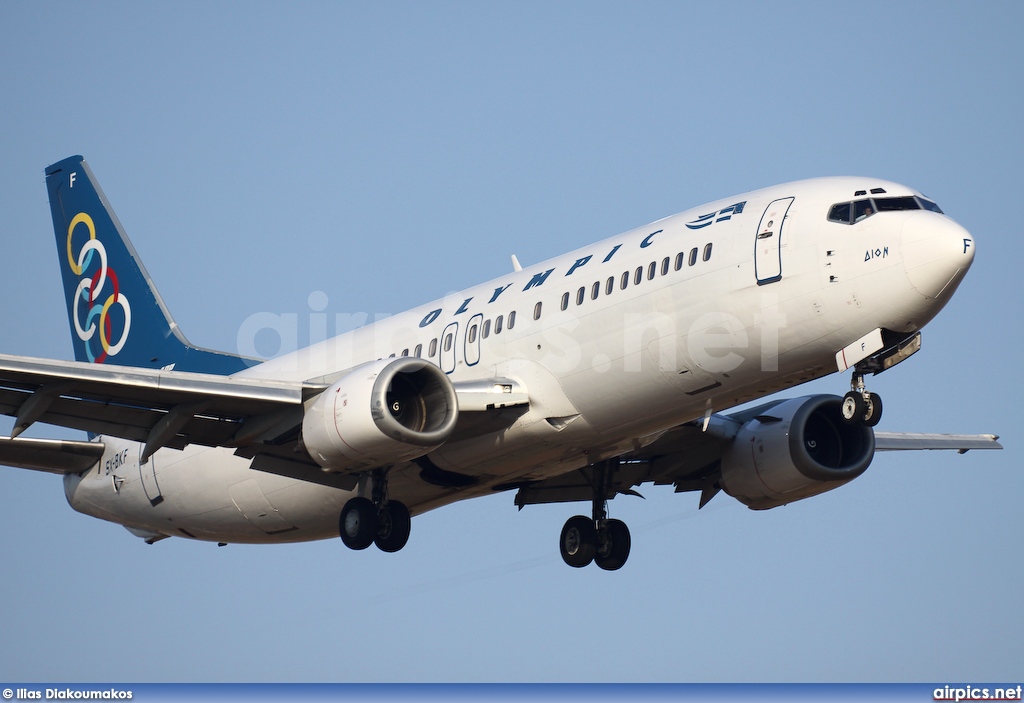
[0,1,1021,682]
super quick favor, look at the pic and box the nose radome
[901,212,975,300]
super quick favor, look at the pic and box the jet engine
[719,395,874,510]
[302,357,459,472]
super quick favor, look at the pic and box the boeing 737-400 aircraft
[0,155,1001,570]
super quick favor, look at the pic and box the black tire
[375,501,411,553]
[841,391,867,425]
[339,497,378,550]
[595,519,631,571]
[560,516,597,568]
[864,393,883,427]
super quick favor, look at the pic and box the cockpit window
[828,202,851,224]
[827,195,943,224]
[874,196,920,212]
[853,199,874,222]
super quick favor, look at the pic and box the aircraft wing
[873,432,1003,452]
[514,411,1002,510]
[513,422,730,509]
[0,436,105,474]
[0,353,530,483]
[0,353,324,461]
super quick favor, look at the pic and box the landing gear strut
[841,369,882,427]
[558,459,632,571]
[339,468,411,552]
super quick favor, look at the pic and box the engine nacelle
[719,394,874,510]
[302,357,459,472]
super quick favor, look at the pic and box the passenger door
[464,314,482,367]
[754,197,794,285]
[440,321,459,374]
[138,449,164,506]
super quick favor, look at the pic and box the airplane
[0,155,1001,571]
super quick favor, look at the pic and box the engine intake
[302,357,458,472]
[719,394,874,510]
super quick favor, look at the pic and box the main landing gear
[339,468,411,553]
[841,369,883,427]
[560,514,631,571]
[559,459,632,571]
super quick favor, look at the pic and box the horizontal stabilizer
[873,432,1002,453]
[0,436,105,474]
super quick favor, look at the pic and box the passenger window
[591,281,600,300]
[634,266,643,285]
[561,292,569,311]
[828,202,852,224]
[401,348,409,357]
[703,243,713,262]
[620,271,629,290]
[675,252,684,271]
[508,311,516,329]
[414,344,422,357]
[689,248,698,266]
[853,199,874,222]
[468,325,477,344]
[495,315,503,334]
[647,262,656,280]
[576,287,585,305]
[389,353,396,358]
[482,320,491,339]
[533,302,542,320]
[443,333,452,352]
[605,276,614,295]
[661,257,670,276]
[428,338,437,357]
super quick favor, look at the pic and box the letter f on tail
[44,155,255,374]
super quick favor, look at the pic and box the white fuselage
[62,177,976,543]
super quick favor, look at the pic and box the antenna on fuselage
[511,254,522,272]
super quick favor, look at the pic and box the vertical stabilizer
[44,156,253,374]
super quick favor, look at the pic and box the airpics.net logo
[934,685,1023,701]
[67,213,131,363]
[234,289,789,376]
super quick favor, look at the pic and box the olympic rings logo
[67,213,131,363]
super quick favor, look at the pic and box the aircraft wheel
[375,501,411,553]
[339,497,378,550]
[863,393,883,427]
[595,519,631,571]
[841,391,867,425]
[560,516,597,568]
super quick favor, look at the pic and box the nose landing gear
[842,370,883,427]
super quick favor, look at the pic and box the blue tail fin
[44,155,255,375]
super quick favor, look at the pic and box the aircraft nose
[901,211,975,300]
